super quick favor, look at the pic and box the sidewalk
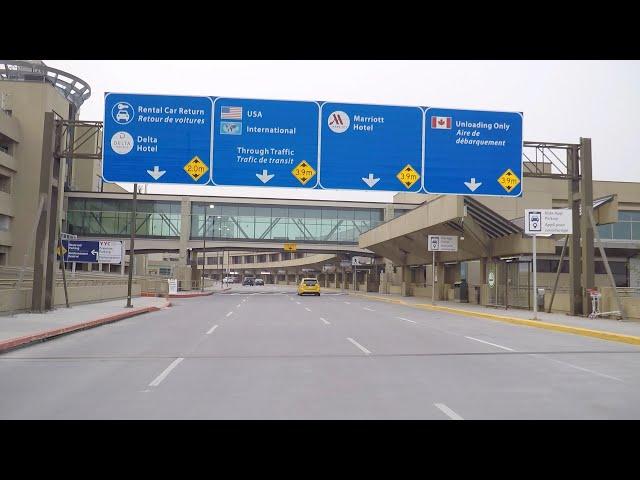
[326,288,640,345]
[0,296,170,353]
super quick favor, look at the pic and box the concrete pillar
[324,274,328,288]
[400,265,412,297]
[436,263,446,301]
[179,197,191,267]
[341,267,346,290]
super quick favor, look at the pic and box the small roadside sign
[284,243,297,252]
[524,209,572,235]
[428,235,458,252]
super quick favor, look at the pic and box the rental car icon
[116,110,130,122]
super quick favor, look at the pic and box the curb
[168,291,215,298]
[0,300,172,354]
[349,293,640,347]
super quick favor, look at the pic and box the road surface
[1,285,639,419]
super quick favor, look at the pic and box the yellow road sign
[497,168,520,193]
[56,244,67,256]
[183,156,209,181]
[284,243,297,252]
[396,164,420,189]
[291,160,316,185]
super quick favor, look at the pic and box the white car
[116,110,130,122]
[223,276,235,284]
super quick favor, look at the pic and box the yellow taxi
[297,277,320,296]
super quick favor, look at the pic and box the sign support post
[432,250,436,306]
[533,233,537,320]
[126,183,137,308]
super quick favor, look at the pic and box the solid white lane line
[530,354,623,382]
[320,317,330,325]
[305,307,312,312]
[396,317,417,324]
[434,403,464,420]
[206,325,219,335]
[347,337,371,355]
[149,358,184,387]
[363,307,375,312]
[226,311,233,317]
[296,302,301,305]
[236,304,241,308]
[344,301,351,305]
[465,336,515,352]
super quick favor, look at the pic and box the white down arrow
[147,166,166,180]
[256,170,275,183]
[362,173,380,188]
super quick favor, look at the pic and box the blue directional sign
[211,98,319,188]
[103,93,213,184]
[424,108,523,196]
[61,240,99,263]
[319,103,423,192]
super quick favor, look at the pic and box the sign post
[126,184,138,308]
[428,235,458,305]
[525,209,573,320]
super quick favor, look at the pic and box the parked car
[242,277,255,286]
[255,279,264,286]
[297,278,320,296]
[223,276,235,284]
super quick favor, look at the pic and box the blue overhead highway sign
[211,98,319,188]
[319,103,423,192]
[103,93,213,184]
[423,107,523,196]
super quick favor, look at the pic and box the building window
[0,173,10,194]
[0,214,10,231]
[207,257,216,265]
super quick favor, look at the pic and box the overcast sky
[45,60,640,201]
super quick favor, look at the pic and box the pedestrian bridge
[64,191,411,256]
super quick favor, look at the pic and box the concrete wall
[0,282,143,313]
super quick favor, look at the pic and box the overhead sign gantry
[103,93,523,197]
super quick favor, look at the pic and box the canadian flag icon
[431,116,452,129]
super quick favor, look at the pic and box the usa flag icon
[431,116,452,129]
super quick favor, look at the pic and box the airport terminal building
[1,60,639,317]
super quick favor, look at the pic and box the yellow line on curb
[349,293,640,347]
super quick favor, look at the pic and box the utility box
[453,280,469,303]
[536,288,545,310]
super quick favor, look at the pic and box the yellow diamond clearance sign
[184,156,209,182]
[283,243,297,252]
[497,168,520,193]
[291,160,316,185]
[396,164,420,189]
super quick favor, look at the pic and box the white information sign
[525,209,572,235]
[428,235,458,252]
[352,256,374,266]
[168,278,178,294]
[97,240,123,264]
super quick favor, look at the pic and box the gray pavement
[0,296,167,343]
[329,288,640,337]
[1,284,639,419]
